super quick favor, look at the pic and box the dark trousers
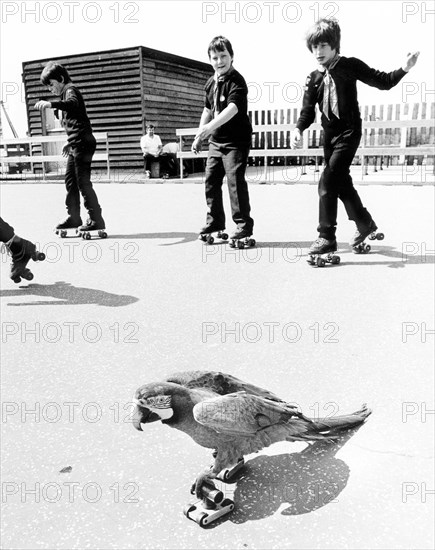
[0,217,15,243]
[318,128,373,239]
[144,154,160,172]
[65,136,102,221]
[160,153,178,176]
[204,143,254,232]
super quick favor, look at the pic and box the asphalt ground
[0,181,434,549]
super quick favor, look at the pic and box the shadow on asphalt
[0,281,139,307]
[108,232,199,245]
[205,429,362,528]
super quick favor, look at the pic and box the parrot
[132,370,371,498]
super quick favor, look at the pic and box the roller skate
[307,237,340,267]
[198,223,228,245]
[217,458,245,482]
[55,216,82,238]
[229,227,256,249]
[77,217,108,240]
[6,235,46,284]
[351,222,384,254]
[183,480,234,527]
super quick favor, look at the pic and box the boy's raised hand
[191,137,202,154]
[61,143,70,157]
[34,100,51,111]
[290,128,301,149]
[403,51,420,72]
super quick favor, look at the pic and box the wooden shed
[22,46,213,171]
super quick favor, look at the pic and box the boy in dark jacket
[192,36,254,243]
[35,61,105,233]
[291,19,419,254]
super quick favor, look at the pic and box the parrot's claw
[192,470,217,500]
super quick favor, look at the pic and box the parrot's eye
[145,395,172,409]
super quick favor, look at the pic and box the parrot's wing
[192,391,298,436]
[166,371,285,402]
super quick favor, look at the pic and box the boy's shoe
[230,227,253,240]
[78,218,106,232]
[200,222,225,234]
[6,235,45,283]
[56,216,82,230]
[350,221,378,248]
[308,237,337,255]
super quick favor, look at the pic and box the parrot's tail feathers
[309,403,372,436]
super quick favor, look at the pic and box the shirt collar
[214,65,235,83]
[318,54,341,73]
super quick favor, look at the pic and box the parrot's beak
[132,403,161,430]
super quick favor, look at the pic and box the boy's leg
[204,153,226,229]
[64,154,82,223]
[74,140,104,227]
[335,131,374,231]
[223,146,254,233]
[0,217,15,243]
[317,138,341,240]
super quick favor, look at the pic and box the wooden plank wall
[22,47,212,171]
[141,50,211,148]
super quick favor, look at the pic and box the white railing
[176,119,435,180]
[0,132,110,178]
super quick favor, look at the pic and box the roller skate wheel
[221,233,228,240]
[249,238,256,247]
[197,512,209,527]
[316,257,326,267]
[38,252,46,261]
[377,233,384,240]
[60,230,67,238]
[331,255,341,265]
[364,244,371,253]
[84,232,91,240]
[222,469,232,482]
[368,232,376,240]
[23,271,34,281]
[12,276,21,284]
[206,235,214,245]
[183,504,195,517]
[237,240,244,249]
[221,498,235,511]
[99,231,108,239]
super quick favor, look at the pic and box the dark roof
[23,45,211,72]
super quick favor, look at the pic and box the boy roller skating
[192,36,255,249]
[290,19,419,262]
[0,217,45,283]
[35,61,106,238]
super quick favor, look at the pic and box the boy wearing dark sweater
[35,62,105,232]
[192,36,254,241]
[291,19,419,254]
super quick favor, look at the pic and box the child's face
[312,42,336,67]
[209,47,233,76]
[46,78,65,96]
